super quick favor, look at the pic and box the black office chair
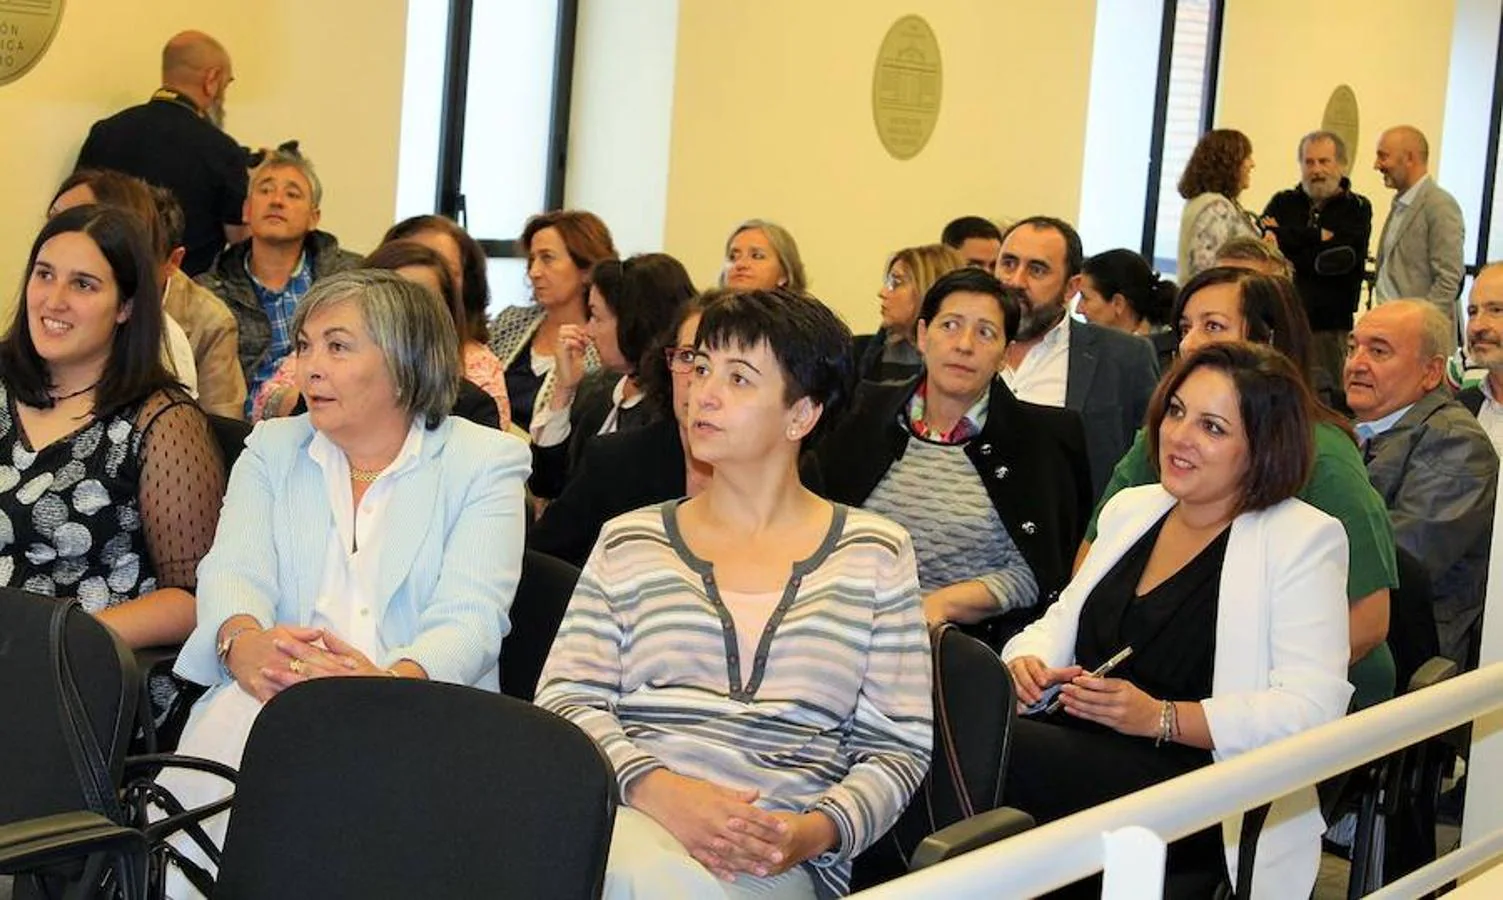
[1335,547,1460,897]
[500,549,581,701]
[205,413,253,475]
[850,624,1033,889]
[212,678,617,899]
[0,594,147,898]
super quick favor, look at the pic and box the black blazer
[804,375,1093,647]
[528,416,687,567]
[1459,385,1485,417]
[1063,318,1161,501]
[529,371,620,499]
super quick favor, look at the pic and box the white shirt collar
[308,419,427,481]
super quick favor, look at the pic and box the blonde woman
[856,243,965,382]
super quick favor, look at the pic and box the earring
[787,427,799,440]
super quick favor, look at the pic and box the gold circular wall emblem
[1321,85,1360,163]
[0,0,65,87]
[872,15,942,161]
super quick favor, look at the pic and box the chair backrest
[0,590,139,824]
[214,678,617,900]
[500,549,581,701]
[1388,545,1441,691]
[850,624,1017,888]
[205,414,252,476]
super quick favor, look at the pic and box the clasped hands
[1007,655,1160,738]
[226,623,389,701]
[628,769,836,883]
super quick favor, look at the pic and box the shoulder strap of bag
[49,599,123,821]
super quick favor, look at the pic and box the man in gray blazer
[995,216,1160,501]
[1372,126,1466,316]
[1346,300,1497,666]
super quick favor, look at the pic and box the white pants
[604,808,818,899]
[156,684,262,900]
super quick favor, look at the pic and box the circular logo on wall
[872,15,942,161]
[1321,85,1360,166]
[0,0,65,87]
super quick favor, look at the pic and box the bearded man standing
[1261,130,1374,391]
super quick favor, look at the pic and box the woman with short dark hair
[538,289,931,898]
[0,205,224,649]
[809,267,1093,648]
[1004,342,1351,898]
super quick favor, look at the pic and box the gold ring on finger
[289,658,307,675]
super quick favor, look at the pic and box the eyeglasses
[883,272,910,292]
[664,346,697,374]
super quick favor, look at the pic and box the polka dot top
[0,384,226,610]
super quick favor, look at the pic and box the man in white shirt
[994,216,1159,500]
[1372,126,1465,316]
[1346,300,1496,665]
[1460,264,1503,455]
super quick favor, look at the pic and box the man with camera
[1261,130,1374,392]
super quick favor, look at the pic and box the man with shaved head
[77,30,250,276]
[1372,126,1465,316]
[1346,299,1496,665]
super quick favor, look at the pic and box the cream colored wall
[661,1,1098,333]
[0,0,407,310]
[1218,0,1457,220]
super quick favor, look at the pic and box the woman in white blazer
[1002,342,1352,899]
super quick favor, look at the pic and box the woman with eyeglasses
[538,288,930,899]
[529,294,714,567]
[530,253,695,499]
[853,243,964,384]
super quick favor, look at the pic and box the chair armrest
[1408,657,1459,692]
[0,811,144,874]
[125,752,240,784]
[909,807,1035,871]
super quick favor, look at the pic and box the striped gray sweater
[535,501,933,898]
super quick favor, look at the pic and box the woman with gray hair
[721,218,808,293]
[158,269,531,894]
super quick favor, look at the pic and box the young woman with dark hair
[530,252,696,497]
[0,205,225,650]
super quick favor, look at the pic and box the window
[1076,0,1224,276]
[396,0,579,312]
[1143,0,1224,279]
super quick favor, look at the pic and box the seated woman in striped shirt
[536,288,933,900]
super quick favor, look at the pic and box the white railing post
[1462,479,1503,852]
[1100,826,1166,899]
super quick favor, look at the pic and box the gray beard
[1304,180,1339,202]
[1016,302,1066,342]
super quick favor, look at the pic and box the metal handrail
[853,662,1503,899]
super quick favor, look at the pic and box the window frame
[1139,0,1227,269]
[433,0,580,261]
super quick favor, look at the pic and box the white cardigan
[1003,485,1353,899]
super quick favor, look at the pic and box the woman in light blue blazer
[1002,342,1351,899]
[161,270,531,894]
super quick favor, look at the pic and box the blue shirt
[244,251,313,415]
